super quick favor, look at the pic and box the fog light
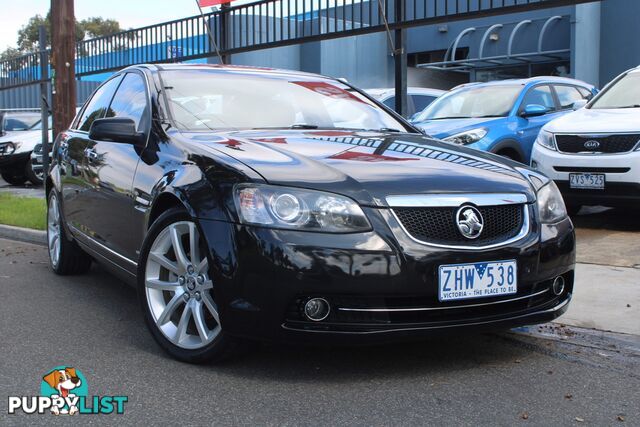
[552,276,565,296]
[531,160,539,170]
[304,298,330,322]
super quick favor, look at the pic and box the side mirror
[521,104,548,118]
[572,99,588,110]
[89,117,145,145]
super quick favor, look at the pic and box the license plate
[438,260,517,302]
[569,173,605,189]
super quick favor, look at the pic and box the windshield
[413,85,521,121]
[161,69,408,132]
[3,113,41,131]
[29,116,53,130]
[590,71,640,109]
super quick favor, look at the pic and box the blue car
[410,77,598,163]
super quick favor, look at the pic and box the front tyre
[47,191,92,274]
[138,208,240,363]
[1,168,27,186]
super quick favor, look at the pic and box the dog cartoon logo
[41,367,86,415]
[8,366,128,415]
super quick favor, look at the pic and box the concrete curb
[0,224,46,246]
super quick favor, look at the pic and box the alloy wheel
[144,221,220,349]
[47,194,61,268]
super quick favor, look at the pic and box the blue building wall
[600,0,640,85]
[4,0,640,108]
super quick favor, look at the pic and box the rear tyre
[138,208,243,363]
[26,158,43,186]
[1,169,27,186]
[47,191,92,275]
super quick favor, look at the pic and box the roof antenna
[194,0,225,64]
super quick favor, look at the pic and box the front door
[82,72,151,263]
[60,75,123,233]
[516,84,562,162]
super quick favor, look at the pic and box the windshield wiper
[618,104,640,109]
[426,116,469,120]
[374,127,402,133]
[289,124,319,129]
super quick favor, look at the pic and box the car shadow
[571,206,640,232]
[72,256,537,383]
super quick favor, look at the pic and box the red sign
[330,151,418,162]
[199,0,233,7]
[292,81,366,104]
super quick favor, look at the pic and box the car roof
[365,87,446,96]
[452,76,594,91]
[132,63,329,81]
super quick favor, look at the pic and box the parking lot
[0,237,639,425]
[0,176,639,424]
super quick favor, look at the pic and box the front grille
[393,204,524,247]
[556,134,640,154]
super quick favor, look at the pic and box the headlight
[536,181,567,223]
[535,130,556,150]
[443,128,488,145]
[234,184,371,233]
[0,142,18,155]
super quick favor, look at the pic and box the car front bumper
[0,151,30,169]
[197,205,576,344]
[531,143,640,207]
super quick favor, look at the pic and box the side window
[382,95,415,117]
[555,85,585,109]
[382,96,395,109]
[577,86,595,101]
[521,85,555,112]
[412,95,437,113]
[106,73,149,131]
[76,76,123,132]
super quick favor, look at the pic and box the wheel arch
[147,191,193,229]
[490,139,526,163]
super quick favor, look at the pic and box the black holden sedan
[46,64,575,362]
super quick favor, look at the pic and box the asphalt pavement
[1,178,639,424]
[0,238,638,425]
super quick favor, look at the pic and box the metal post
[394,0,407,117]
[51,0,76,138]
[39,25,50,179]
[220,3,230,64]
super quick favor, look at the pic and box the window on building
[408,48,469,67]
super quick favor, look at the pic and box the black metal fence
[0,0,593,90]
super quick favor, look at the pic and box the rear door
[553,84,592,110]
[82,71,150,264]
[60,75,123,233]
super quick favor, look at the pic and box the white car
[0,112,51,186]
[365,87,445,118]
[531,66,640,213]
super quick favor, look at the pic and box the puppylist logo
[8,366,128,416]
